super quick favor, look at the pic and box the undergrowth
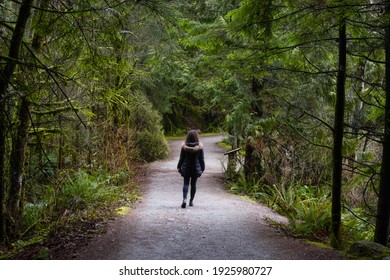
[0,168,140,259]
[229,177,375,247]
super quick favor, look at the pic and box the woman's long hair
[185,130,199,144]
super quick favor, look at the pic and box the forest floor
[63,134,343,260]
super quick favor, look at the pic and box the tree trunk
[243,78,264,183]
[243,141,263,182]
[244,141,255,182]
[331,4,347,249]
[7,97,31,238]
[374,0,390,247]
[0,0,34,242]
[0,101,6,241]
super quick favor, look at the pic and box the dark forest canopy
[0,0,389,257]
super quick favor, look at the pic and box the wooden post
[224,148,241,179]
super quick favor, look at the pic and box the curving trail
[74,135,342,260]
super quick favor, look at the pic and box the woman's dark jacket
[177,142,205,177]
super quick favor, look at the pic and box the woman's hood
[183,142,203,153]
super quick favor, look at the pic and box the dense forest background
[1,0,390,258]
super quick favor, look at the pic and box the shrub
[268,184,332,240]
[56,169,133,212]
[238,181,332,241]
[129,93,169,162]
[342,208,375,244]
[289,195,332,240]
[58,170,99,210]
[135,130,169,162]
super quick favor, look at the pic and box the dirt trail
[74,135,342,260]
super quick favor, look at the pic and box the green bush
[231,177,376,245]
[129,93,169,162]
[58,171,99,210]
[21,202,48,235]
[56,169,132,212]
[235,181,332,241]
[289,196,331,239]
[342,208,375,243]
[229,175,257,195]
[269,184,332,239]
[135,130,169,162]
[2,168,140,259]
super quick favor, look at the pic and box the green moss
[305,240,333,249]
[217,140,230,150]
[116,206,131,216]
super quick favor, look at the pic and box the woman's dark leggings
[183,175,198,201]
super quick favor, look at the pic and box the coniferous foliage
[1,0,390,256]
[167,0,390,248]
[0,0,169,246]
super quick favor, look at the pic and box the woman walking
[177,130,205,208]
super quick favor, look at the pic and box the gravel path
[74,135,343,260]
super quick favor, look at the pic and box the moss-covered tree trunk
[7,97,31,238]
[244,141,264,182]
[244,77,264,183]
[374,0,390,247]
[0,0,34,242]
[0,98,6,242]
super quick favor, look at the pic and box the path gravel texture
[74,135,343,260]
